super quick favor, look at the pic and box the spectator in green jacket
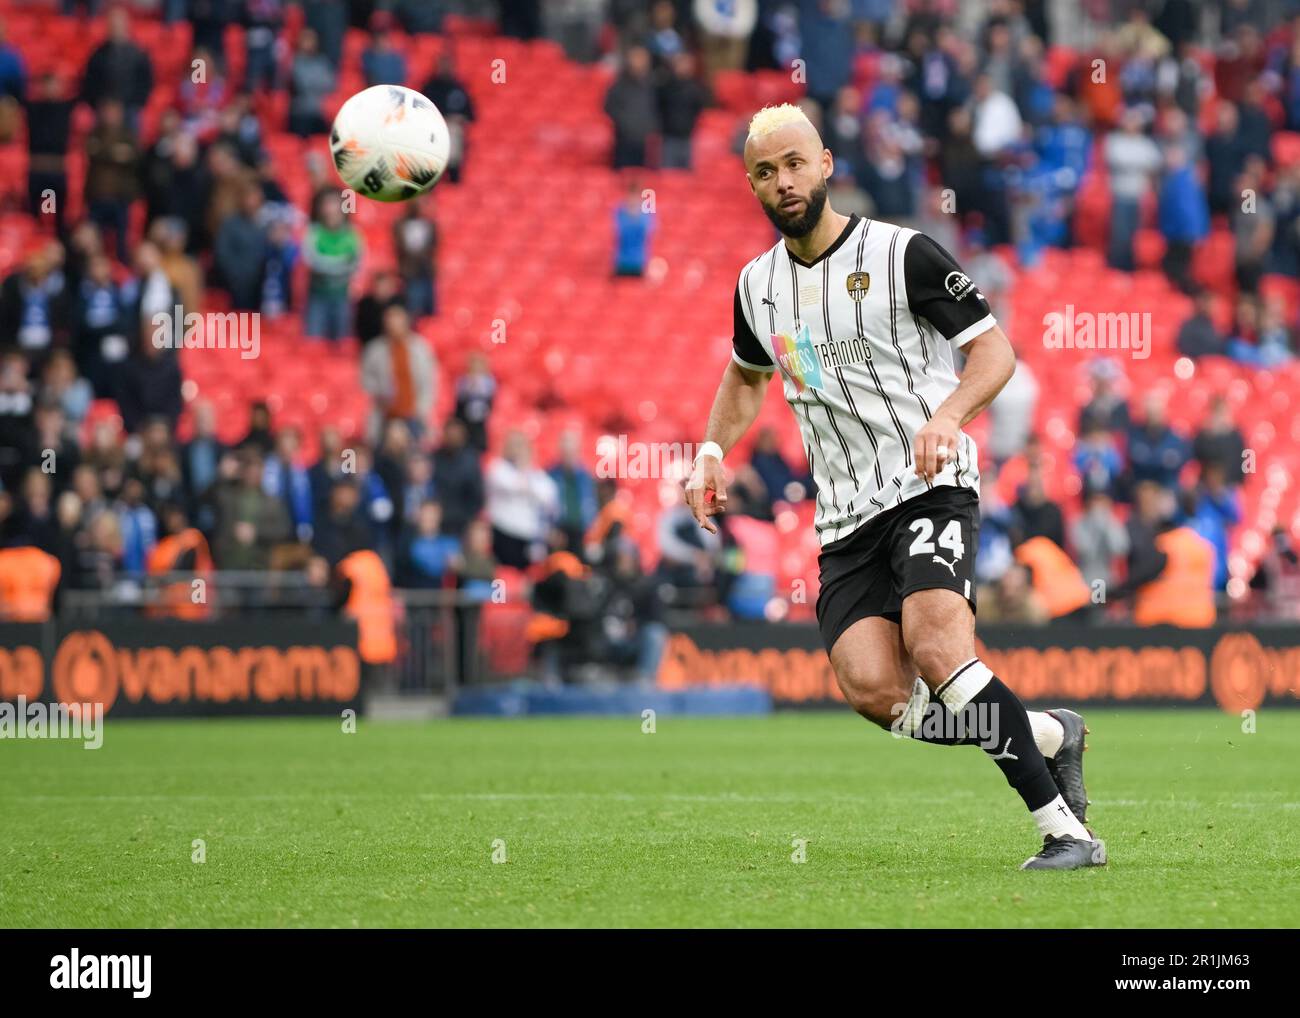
[303,190,361,341]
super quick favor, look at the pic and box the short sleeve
[731,279,774,372]
[903,234,997,349]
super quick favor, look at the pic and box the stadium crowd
[3,0,1300,684]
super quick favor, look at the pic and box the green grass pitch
[1,709,1297,927]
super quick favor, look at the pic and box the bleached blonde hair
[746,103,815,142]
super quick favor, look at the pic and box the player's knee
[837,667,909,729]
[906,635,962,688]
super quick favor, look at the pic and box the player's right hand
[684,455,727,534]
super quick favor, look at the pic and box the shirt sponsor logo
[772,323,824,392]
[944,271,979,301]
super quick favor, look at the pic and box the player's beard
[763,178,829,238]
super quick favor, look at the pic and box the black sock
[937,662,1059,812]
[907,698,978,746]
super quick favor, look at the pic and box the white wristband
[694,441,724,464]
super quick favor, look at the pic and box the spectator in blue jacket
[549,429,597,555]
[1158,143,1209,293]
[613,180,655,276]
[1073,425,1125,500]
[1181,463,1241,590]
[1127,392,1191,493]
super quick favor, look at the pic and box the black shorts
[815,485,980,652]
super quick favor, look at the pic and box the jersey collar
[784,212,862,269]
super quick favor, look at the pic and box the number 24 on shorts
[908,517,965,560]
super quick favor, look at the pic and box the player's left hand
[913,412,961,483]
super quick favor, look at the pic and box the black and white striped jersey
[731,214,995,546]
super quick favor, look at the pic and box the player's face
[745,126,833,238]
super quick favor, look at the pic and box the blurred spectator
[394,199,438,318]
[215,183,270,311]
[242,0,285,93]
[1072,425,1124,499]
[303,192,361,340]
[433,418,485,539]
[595,540,668,683]
[1193,395,1246,484]
[421,52,474,185]
[312,479,369,566]
[970,71,1023,158]
[987,355,1039,467]
[182,401,225,515]
[361,304,436,441]
[263,427,314,543]
[1127,392,1190,492]
[1176,291,1226,358]
[83,99,140,261]
[238,400,275,456]
[361,21,407,87]
[1104,107,1161,271]
[1249,526,1300,618]
[1121,479,1172,596]
[177,45,229,142]
[453,351,496,453]
[613,178,655,276]
[1069,487,1129,596]
[1181,462,1241,590]
[398,449,435,526]
[749,426,804,503]
[289,28,335,136]
[0,356,35,504]
[655,501,721,593]
[212,449,291,569]
[27,403,78,494]
[485,431,558,569]
[116,330,183,434]
[548,429,597,554]
[261,213,299,317]
[694,0,757,79]
[114,476,157,576]
[1225,293,1262,365]
[1233,156,1274,294]
[604,45,658,169]
[302,0,346,67]
[979,562,1049,624]
[72,253,129,397]
[976,465,1016,585]
[11,468,57,552]
[0,16,25,104]
[354,269,404,344]
[658,52,707,169]
[1157,143,1208,293]
[1255,298,1296,366]
[1012,467,1065,549]
[149,222,202,314]
[40,349,92,429]
[396,499,459,588]
[1204,100,1248,215]
[80,6,153,128]
[24,71,72,233]
[1132,511,1216,627]
[1,243,71,357]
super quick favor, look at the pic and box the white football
[329,85,451,202]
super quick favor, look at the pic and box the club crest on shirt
[845,271,870,301]
[771,322,824,393]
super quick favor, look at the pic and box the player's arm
[903,235,1015,481]
[916,324,1015,480]
[685,283,775,533]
